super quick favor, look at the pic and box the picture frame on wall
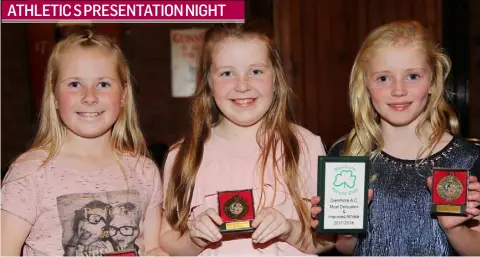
[170,28,207,98]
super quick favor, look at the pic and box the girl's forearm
[159,229,205,256]
[446,225,480,256]
[284,219,336,254]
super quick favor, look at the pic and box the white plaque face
[317,157,369,233]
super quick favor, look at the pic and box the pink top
[1,150,163,256]
[163,125,325,256]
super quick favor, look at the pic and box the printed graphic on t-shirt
[57,190,142,256]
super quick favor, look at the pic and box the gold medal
[437,173,463,202]
[223,194,249,220]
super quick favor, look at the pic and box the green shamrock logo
[334,169,356,188]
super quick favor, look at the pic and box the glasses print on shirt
[56,190,142,256]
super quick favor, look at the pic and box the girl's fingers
[252,214,275,242]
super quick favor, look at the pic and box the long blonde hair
[344,20,459,158]
[30,31,147,163]
[164,22,312,248]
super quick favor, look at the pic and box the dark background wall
[274,0,444,147]
[2,0,478,176]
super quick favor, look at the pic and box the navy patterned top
[328,136,480,256]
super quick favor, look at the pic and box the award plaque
[102,249,138,256]
[218,189,255,233]
[316,156,369,233]
[431,168,468,215]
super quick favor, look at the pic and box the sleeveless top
[329,136,480,256]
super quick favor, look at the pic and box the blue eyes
[69,82,80,88]
[377,76,388,83]
[376,74,421,84]
[98,82,111,88]
[219,69,263,77]
[251,69,263,75]
[407,74,420,80]
[68,81,111,88]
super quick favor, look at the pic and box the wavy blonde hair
[164,22,313,249]
[344,20,459,158]
[30,31,147,163]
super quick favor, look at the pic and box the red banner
[2,1,245,22]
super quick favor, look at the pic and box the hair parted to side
[343,20,459,158]
[30,30,147,163]
[164,21,314,249]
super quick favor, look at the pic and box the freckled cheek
[102,94,123,111]
[211,80,235,99]
[55,91,78,110]
[106,94,122,104]
[412,85,431,102]
[252,78,274,96]
[367,87,387,107]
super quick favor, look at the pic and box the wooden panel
[27,24,56,113]
[368,0,385,29]
[302,0,318,133]
[384,0,397,23]
[426,0,441,41]
[414,0,428,26]
[273,0,294,108]
[95,24,121,46]
[316,0,333,143]
[395,0,413,20]
[274,0,442,146]
[329,0,352,142]
[2,24,35,174]
[469,0,480,138]
[290,1,305,123]
[357,0,368,43]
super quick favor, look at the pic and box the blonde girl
[1,31,165,256]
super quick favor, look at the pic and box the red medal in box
[431,168,468,215]
[102,249,138,256]
[218,189,255,233]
